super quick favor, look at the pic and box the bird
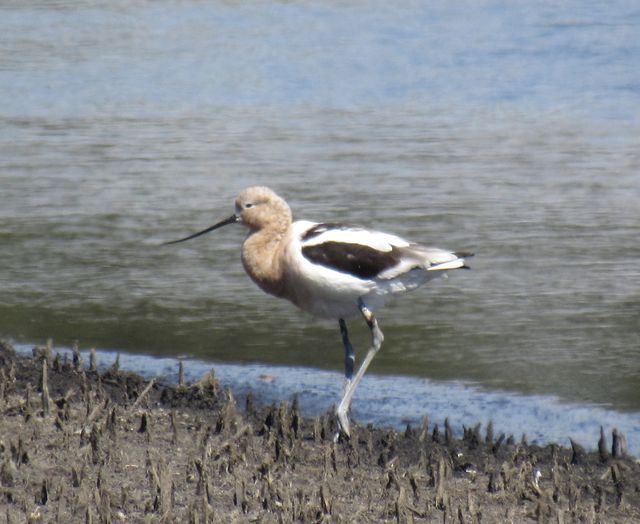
[165,186,472,438]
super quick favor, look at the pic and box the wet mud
[1,341,638,523]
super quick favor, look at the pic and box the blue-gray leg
[339,318,355,382]
[335,299,384,439]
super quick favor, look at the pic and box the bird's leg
[336,299,384,439]
[338,318,355,394]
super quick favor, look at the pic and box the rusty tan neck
[239,189,292,299]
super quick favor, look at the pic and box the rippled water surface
[1,1,639,428]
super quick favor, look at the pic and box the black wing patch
[301,223,355,242]
[302,241,402,279]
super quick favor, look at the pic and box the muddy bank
[0,341,638,523]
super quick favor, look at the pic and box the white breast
[281,221,378,318]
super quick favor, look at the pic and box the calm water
[1,1,640,439]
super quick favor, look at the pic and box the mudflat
[1,341,638,523]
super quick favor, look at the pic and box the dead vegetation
[1,341,638,523]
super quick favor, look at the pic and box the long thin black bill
[163,214,239,245]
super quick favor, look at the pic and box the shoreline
[8,340,640,453]
[1,340,639,522]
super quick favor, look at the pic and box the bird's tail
[426,251,474,271]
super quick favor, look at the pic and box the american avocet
[166,186,472,438]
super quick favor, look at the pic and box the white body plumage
[281,220,467,318]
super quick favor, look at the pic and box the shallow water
[1,1,640,429]
[14,343,640,453]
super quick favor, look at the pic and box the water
[1,1,639,445]
[13,343,640,452]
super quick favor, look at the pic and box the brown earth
[0,340,638,523]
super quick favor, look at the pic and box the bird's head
[164,186,291,245]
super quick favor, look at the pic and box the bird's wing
[299,223,409,279]
[297,222,472,281]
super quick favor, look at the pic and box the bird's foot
[334,403,351,441]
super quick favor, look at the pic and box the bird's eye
[244,202,254,209]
